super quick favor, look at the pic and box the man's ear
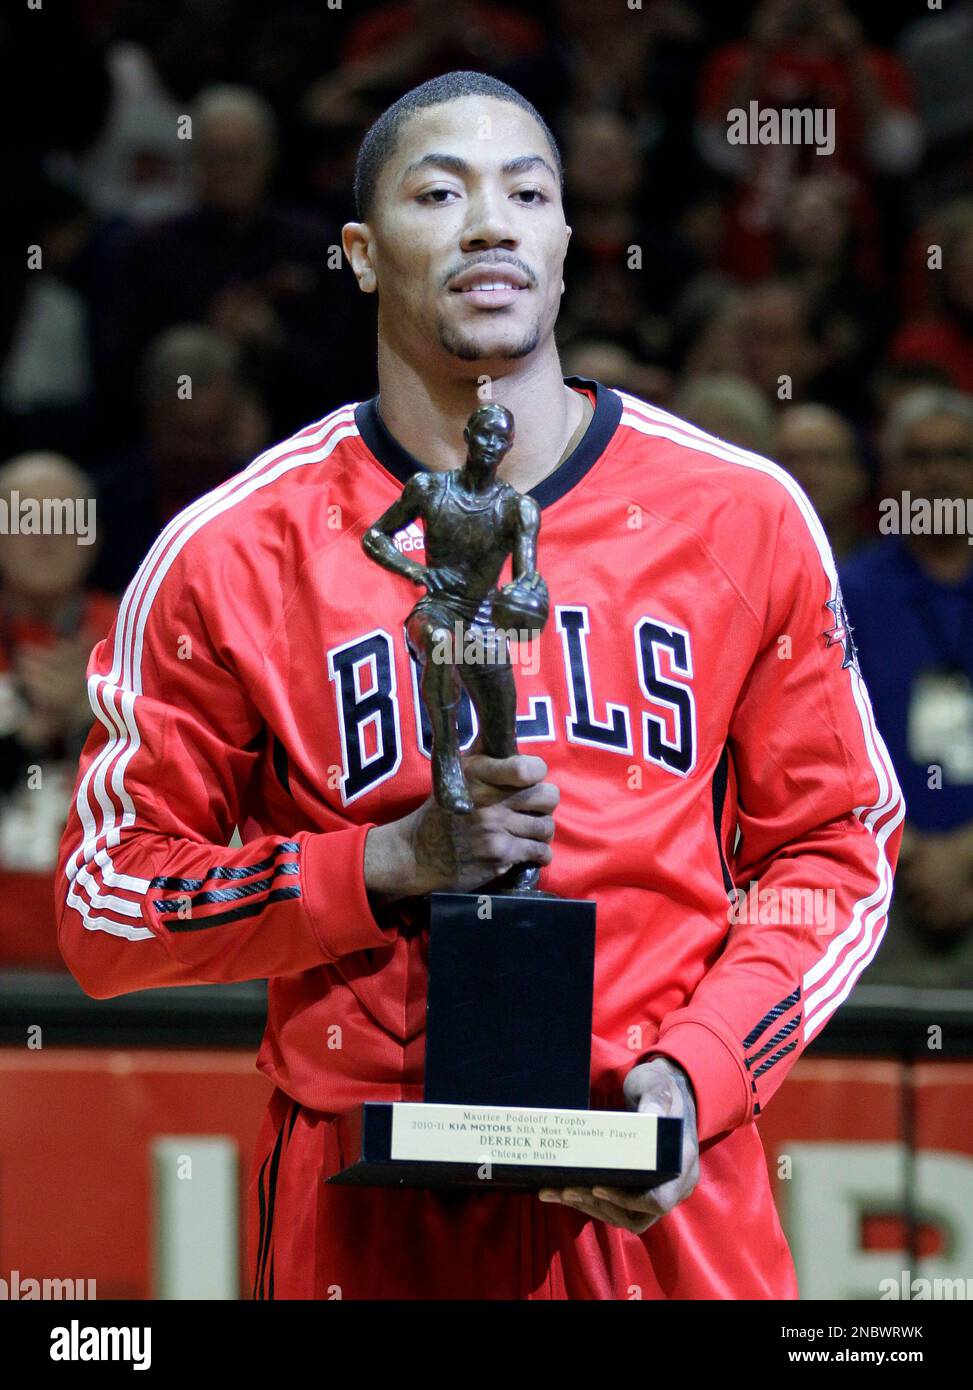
[342,222,377,294]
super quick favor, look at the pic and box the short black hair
[354,70,563,221]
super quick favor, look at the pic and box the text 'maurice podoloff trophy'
[329,404,682,1190]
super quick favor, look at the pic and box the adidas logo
[393,522,425,554]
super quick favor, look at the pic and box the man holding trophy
[56,72,903,1299]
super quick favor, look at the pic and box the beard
[435,310,543,362]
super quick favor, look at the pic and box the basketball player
[56,72,903,1299]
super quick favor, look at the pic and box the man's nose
[460,187,518,251]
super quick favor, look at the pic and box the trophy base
[422,891,596,1109]
[327,1101,683,1192]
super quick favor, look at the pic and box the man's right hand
[364,752,558,901]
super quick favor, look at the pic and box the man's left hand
[538,1057,700,1233]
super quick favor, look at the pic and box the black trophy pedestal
[329,891,682,1191]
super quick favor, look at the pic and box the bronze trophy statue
[328,404,681,1192]
[361,403,549,893]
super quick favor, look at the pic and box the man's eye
[417,188,459,204]
[514,188,548,205]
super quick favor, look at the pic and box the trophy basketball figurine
[360,402,549,893]
[328,403,682,1191]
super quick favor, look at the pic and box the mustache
[442,251,536,289]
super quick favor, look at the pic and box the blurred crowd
[1,0,972,984]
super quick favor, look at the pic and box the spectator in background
[104,84,373,443]
[840,388,973,982]
[0,452,114,970]
[72,30,194,225]
[898,197,973,317]
[779,172,895,393]
[677,180,731,280]
[671,280,747,380]
[674,373,774,454]
[773,403,868,558]
[558,111,699,364]
[696,0,922,282]
[887,200,973,394]
[674,275,846,407]
[737,279,827,406]
[1,184,95,461]
[90,325,269,595]
[900,0,973,216]
[242,4,355,206]
[499,0,705,209]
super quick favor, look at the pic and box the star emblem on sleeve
[824,586,860,674]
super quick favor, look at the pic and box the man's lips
[456,285,526,307]
[448,267,530,308]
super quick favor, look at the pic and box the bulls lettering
[327,630,402,804]
[326,614,697,802]
[635,618,697,776]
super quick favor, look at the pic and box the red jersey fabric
[55,378,903,1298]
